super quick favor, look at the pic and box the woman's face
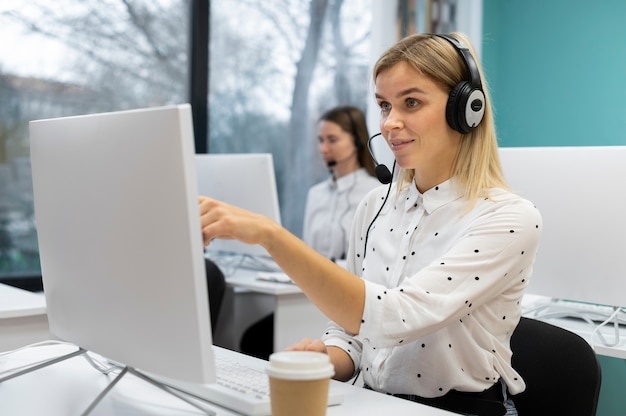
[317,120,359,176]
[375,61,461,192]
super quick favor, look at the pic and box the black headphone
[435,34,485,134]
[344,108,364,151]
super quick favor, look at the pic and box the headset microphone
[375,164,393,184]
[326,150,357,169]
[367,133,393,184]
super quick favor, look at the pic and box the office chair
[510,317,602,416]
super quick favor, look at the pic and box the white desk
[214,267,331,353]
[0,283,49,351]
[215,265,626,360]
[0,343,454,416]
[522,294,626,359]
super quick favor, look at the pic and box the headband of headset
[343,108,364,151]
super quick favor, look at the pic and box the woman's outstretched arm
[199,196,365,335]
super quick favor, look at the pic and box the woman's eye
[379,102,391,112]
[406,98,419,108]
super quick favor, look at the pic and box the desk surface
[217,254,345,296]
[0,283,46,319]
[522,294,626,359]
[226,268,300,296]
[224,267,626,360]
[0,343,454,416]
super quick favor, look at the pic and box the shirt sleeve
[321,186,389,375]
[321,320,363,379]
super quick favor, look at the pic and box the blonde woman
[199,33,541,415]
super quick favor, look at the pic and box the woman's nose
[382,109,403,130]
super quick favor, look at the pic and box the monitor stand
[0,346,216,415]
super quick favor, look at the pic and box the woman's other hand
[285,338,328,354]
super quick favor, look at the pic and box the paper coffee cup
[266,351,334,416]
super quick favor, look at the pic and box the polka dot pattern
[324,179,542,398]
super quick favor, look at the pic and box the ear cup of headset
[446,81,485,134]
[344,109,364,151]
[354,135,364,151]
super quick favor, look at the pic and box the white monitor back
[29,104,216,383]
[499,146,626,307]
[195,153,281,258]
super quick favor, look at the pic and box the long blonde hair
[373,33,509,207]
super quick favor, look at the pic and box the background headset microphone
[363,33,485,257]
[326,151,357,168]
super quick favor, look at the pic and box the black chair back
[510,317,602,416]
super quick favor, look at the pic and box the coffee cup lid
[266,351,335,380]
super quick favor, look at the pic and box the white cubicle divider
[499,146,626,307]
[195,153,282,259]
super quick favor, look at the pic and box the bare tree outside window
[210,0,371,236]
[0,0,372,279]
[0,0,190,280]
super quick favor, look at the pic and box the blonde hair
[373,33,509,207]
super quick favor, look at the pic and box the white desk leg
[273,293,330,352]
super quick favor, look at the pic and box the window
[0,0,190,282]
[0,0,373,283]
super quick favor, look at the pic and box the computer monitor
[195,153,281,258]
[499,146,626,307]
[29,104,216,384]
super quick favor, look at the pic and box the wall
[483,0,626,147]
[482,1,626,414]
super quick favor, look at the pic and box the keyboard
[198,356,272,415]
[256,271,295,285]
[160,348,343,416]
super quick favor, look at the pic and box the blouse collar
[403,178,462,214]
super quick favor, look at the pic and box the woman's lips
[390,138,413,151]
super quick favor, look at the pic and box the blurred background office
[1,1,625,414]
[239,105,379,359]
[303,105,379,262]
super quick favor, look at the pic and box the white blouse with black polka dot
[323,178,542,398]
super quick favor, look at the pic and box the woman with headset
[239,106,379,360]
[199,33,541,415]
[303,106,380,262]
